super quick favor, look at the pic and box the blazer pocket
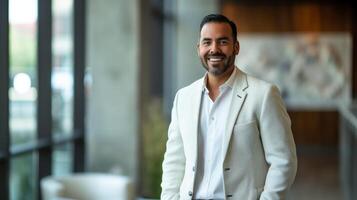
[232,121,260,148]
[233,120,257,131]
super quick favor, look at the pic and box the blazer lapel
[222,69,248,159]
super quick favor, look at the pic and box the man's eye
[202,41,210,45]
[220,40,228,45]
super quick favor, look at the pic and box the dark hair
[199,14,237,41]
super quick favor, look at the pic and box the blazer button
[188,191,193,196]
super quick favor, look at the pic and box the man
[161,14,297,200]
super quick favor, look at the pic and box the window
[0,0,86,199]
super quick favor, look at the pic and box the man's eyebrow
[201,37,230,41]
[201,38,212,41]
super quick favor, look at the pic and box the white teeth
[209,58,222,62]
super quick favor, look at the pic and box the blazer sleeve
[161,91,186,200]
[259,85,298,200]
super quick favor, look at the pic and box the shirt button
[188,191,193,196]
[192,166,195,172]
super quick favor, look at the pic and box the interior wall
[222,2,354,146]
[222,3,352,32]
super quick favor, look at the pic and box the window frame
[0,0,86,199]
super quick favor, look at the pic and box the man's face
[198,22,239,76]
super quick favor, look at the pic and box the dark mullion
[0,159,9,200]
[0,0,10,199]
[37,0,52,199]
[73,0,86,172]
[352,4,357,99]
[163,0,178,118]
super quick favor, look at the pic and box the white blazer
[161,67,297,200]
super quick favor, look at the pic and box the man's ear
[197,43,200,56]
[234,40,240,55]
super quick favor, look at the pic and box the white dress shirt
[193,68,237,199]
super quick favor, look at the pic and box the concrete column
[86,0,139,180]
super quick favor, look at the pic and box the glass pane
[52,142,73,176]
[10,153,37,200]
[52,0,74,136]
[9,0,38,145]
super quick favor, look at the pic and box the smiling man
[161,14,297,200]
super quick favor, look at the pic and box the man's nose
[209,42,221,54]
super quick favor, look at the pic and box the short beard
[201,54,235,76]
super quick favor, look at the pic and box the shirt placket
[207,88,227,198]
[206,97,218,198]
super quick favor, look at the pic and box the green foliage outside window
[10,28,36,73]
[141,98,168,198]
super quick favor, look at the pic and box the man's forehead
[200,22,233,37]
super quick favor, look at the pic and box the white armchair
[41,173,134,200]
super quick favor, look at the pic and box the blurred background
[0,0,356,199]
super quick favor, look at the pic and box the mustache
[207,53,226,58]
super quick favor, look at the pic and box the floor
[287,149,343,200]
